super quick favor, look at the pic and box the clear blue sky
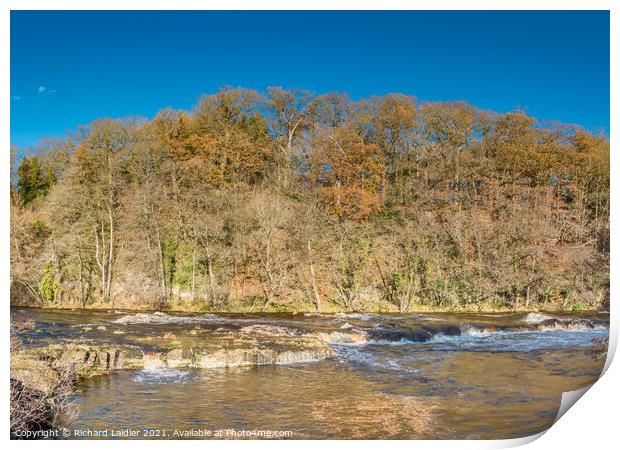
[11,10,610,149]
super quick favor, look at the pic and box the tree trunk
[525,285,530,308]
[153,220,167,305]
[106,204,114,305]
[94,223,107,301]
[307,242,322,312]
[191,246,196,302]
[202,237,217,307]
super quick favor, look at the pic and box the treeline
[10,87,610,312]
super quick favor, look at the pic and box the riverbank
[9,300,606,315]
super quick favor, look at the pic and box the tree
[266,87,314,186]
[249,193,293,310]
[357,94,416,184]
[190,89,276,186]
[419,101,478,185]
[307,92,351,128]
[69,119,131,304]
[309,125,384,221]
[16,156,55,206]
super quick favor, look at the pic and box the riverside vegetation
[10,87,610,313]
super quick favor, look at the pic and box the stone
[14,325,336,380]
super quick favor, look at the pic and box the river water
[11,308,609,439]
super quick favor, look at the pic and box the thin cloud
[12,96,22,101]
[37,86,46,93]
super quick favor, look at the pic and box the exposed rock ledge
[16,329,335,380]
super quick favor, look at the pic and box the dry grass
[10,320,78,437]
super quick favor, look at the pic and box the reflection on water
[12,308,608,439]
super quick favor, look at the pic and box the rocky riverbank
[13,322,336,387]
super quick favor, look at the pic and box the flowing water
[11,308,609,439]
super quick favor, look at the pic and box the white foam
[366,338,417,346]
[315,330,369,345]
[460,326,494,337]
[113,312,216,325]
[521,312,555,324]
[239,324,298,336]
[132,367,192,384]
[536,322,607,332]
[335,312,376,321]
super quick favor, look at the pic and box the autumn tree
[355,94,416,185]
[69,119,132,304]
[307,92,351,128]
[418,101,478,186]
[265,87,314,186]
[249,193,293,310]
[192,88,276,186]
[309,125,385,221]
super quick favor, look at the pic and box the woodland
[10,87,610,312]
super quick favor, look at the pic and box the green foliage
[571,302,587,312]
[28,220,51,240]
[16,156,55,206]
[173,243,208,290]
[391,271,405,289]
[39,261,61,303]
[280,186,305,202]
[163,238,178,289]
[379,201,404,225]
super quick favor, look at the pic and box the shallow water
[12,308,609,439]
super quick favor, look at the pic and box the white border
[2,2,616,449]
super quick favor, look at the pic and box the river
[11,307,609,439]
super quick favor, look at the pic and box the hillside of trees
[10,87,610,312]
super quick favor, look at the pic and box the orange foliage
[309,126,384,220]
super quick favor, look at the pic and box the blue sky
[11,10,610,149]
